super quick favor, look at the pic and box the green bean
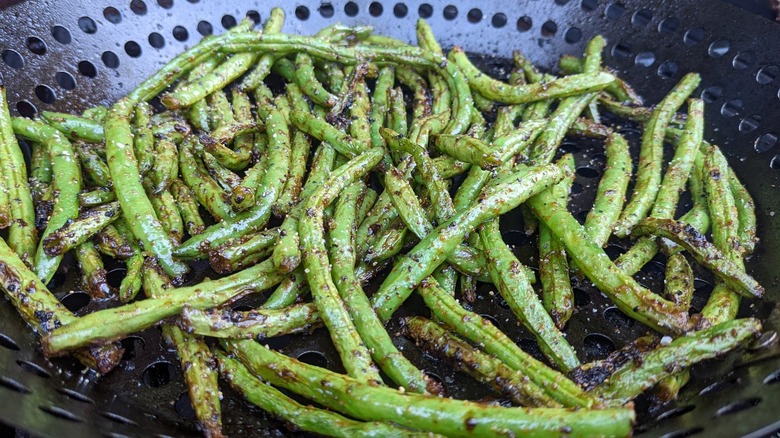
[417,278,596,408]
[34,187,55,234]
[330,182,432,393]
[94,223,134,259]
[653,369,691,405]
[169,179,205,237]
[42,255,287,355]
[530,92,596,165]
[415,18,442,54]
[382,128,455,224]
[0,236,121,372]
[537,154,576,334]
[238,7,286,91]
[40,111,104,143]
[355,159,413,258]
[538,219,575,330]
[582,133,631,247]
[75,241,112,299]
[457,274,476,303]
[182,53,224,129]
[481,219,579,371]
[592,318,761,406]
[360,217,409,268]
[147,137,178,194]
[42,201,121,256]
[272,140,337,271]
[0,89,37,265]
[200,124,256,172]
[471,89,496,114]
[230,89,256,152]
[317,60,348,95]
[30,139,52,201]
[162,21,258,109]
[688,147,707,206]
[209,228,279,273]
[396,67,431,120]
[614,74,700,237]
[527,180,689,334]
[522,91,553,122]
[201,151,242,191]
[262,268,309,310]
[729,171,757,255]
[74,141,111,187]
[225,135,262,212]
[402,316,559,407]
[428,155,470,180]
[428,258,458,296]
[149,189,184,245]
[164,325,224,437]
[633,218,762,299]
[615,204,709,276]
[274,130,311,217]
[119,250,144,303]
[82,105,108,123]
[104,99,188,277]
[386,87,408,139]
[355,191,378,233]
[290,109,366,158]
[188,100,211,132]
[384,166,431,236]
[299,148,385,384]
[349,77,373,147]
[207,90,235,129]
[369,66,395,148]
[372,161,567,322]
[651,99,704,220]
[227,338,633,437]
[700,145,744,325]
[558,56,641,105]
[132,102,155,175]
[295,53,338,107]
[664,253,694,309]
[432,134,502,169]
[12,117,82,284]
[269,56,296,83]
[315,23,373,45]
[78,187,116,207]
[451,47,614,104]
[150,112,192,145]
[467,106,488,141]
[217,354,421,438]
[180,303,319,340]
[179,136,234,221]
[569,117,613,138]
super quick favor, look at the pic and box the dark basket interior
[0,0,779,437]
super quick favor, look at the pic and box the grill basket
[0,0,779,436]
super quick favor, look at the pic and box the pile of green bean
[0,9,767,436]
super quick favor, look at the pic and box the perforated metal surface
[0,1,779,437]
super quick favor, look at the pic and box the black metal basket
[0,0,779,436]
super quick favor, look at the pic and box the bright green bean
[584,133,631,247]
[299,148,385,384]
[12,117,83,284]
[614,74,700,237]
